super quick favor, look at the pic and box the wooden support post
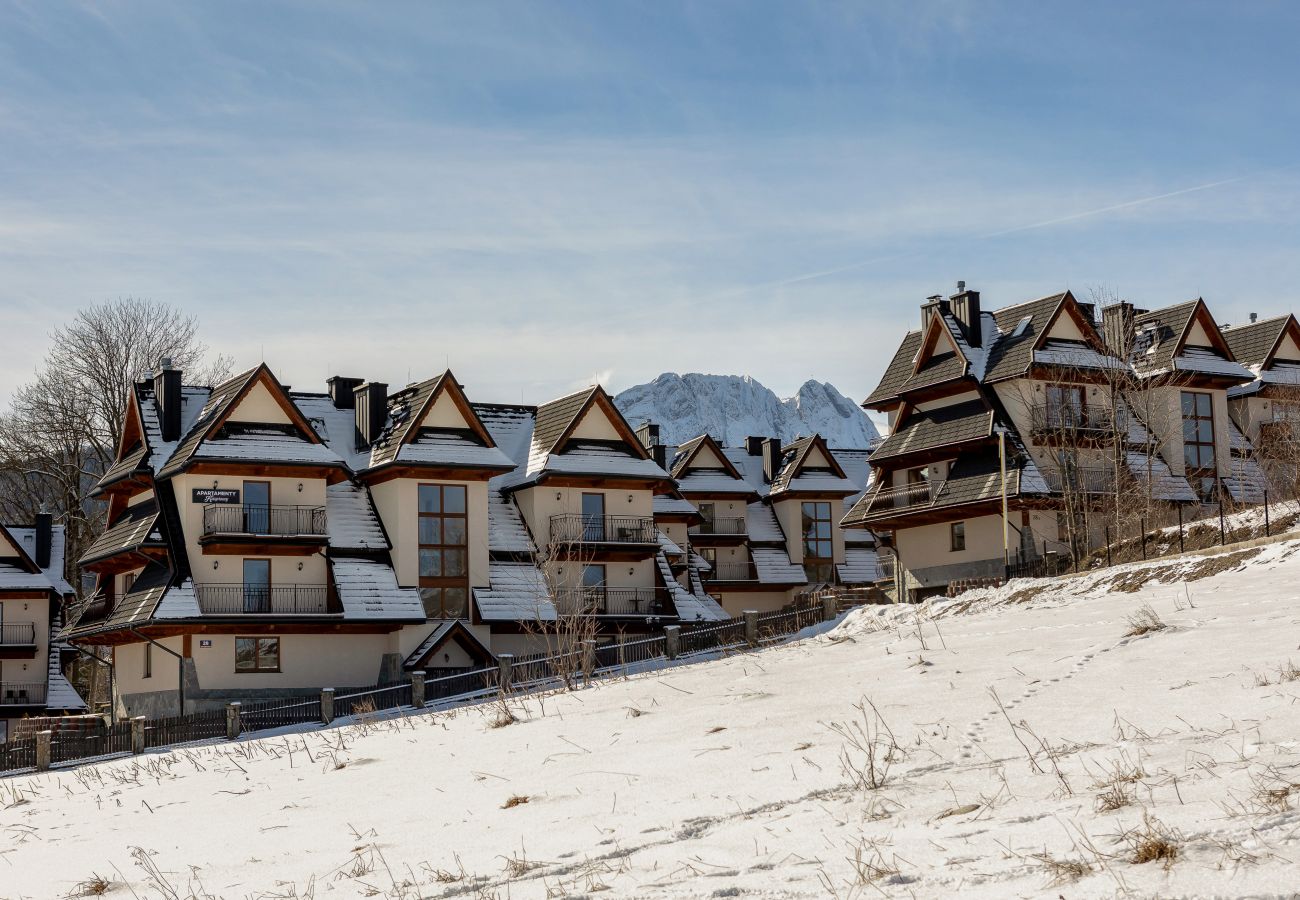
[410,672,425,708]
[131,716,145,754]
[497,654,514,693]
[664,625,680,660]
[320,688,335,725]
[744,610,759,646]
[35,730,50,771]
[581,640,597,682]
[226,702,241,741]
[821,593,838,622]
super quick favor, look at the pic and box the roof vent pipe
[1250,312,1258,324]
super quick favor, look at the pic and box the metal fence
[0,598,839,777]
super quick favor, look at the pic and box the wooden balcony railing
[202,505,327,538]
[194,584,337,616]
[861,480,944,517]
[0,623,36,646]
[0,682,46,706]
[551,587,672,617]
[549,515,657,545]
[694,517,747,536]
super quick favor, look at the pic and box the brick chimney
[353,382,388,450]
[634,421,667,469]
[153,357,182,443]
[761,437,782,484]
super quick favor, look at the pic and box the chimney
[353,382,388,450]
[1250,312,1258,324]
[634,421,667,469]
[1077,302,1096,325]
[327,375,364,409]
[745,436,765,456]
[1101,303,1136,358]
[761,437,782,484]
[34,512,51,569]
[920,294,948,331]
[153,357,182,443]
[949,282,982,347]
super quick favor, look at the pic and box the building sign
[192,488,240,505]
[199,639,212,648]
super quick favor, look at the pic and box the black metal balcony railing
[549,515,657,545]
[876,555,896,583]
[1029,404,1124,435]
[707,561,756,581]
[694,517,747,536]
[195,584,335,616]
[552,587,671,617]
[202,505,327,538]
[0,623,36,646]
[1042,467,1117,494]
[0,682,46,706]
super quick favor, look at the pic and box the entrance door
[581,564,607,612]
[581,493,605,541]
[243,481,271,534]
[243,559,271,613]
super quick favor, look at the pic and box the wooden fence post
[821,593,838,622]
[664,625,680,660]
[581,640,597,682]
[320,688,335,725]
[497,654,514,693]
[35,730,50,771]
[410,672,425,708]
[743,610,759,646]
[226,702,241,741]
[131,717,145,754]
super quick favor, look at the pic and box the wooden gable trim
[185,461,348,483]
[1175,299,1237,360]
[210,364,326,446]
[407,621,495,669]
[910,309,970,378]
[675,433,744,480]
[554,387,652,461]
[1034,291,1108,355]
[361,464,499,486]
[1263,315,1300,368]
[787,434,848,480]
[118,391,145,460]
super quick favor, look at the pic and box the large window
[1046,384,1085,428]
[801,501,835,583]
[1181,391,1217,499]
[235,637,280,673]
[418,484,469,619]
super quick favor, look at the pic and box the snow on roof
[836,547,880,585]
[654,551,727,622]
[327,482,388,551]
[331,559,426,620]
[745,503,786,543]
[751,547,808,585]
[675,470,756,494]
[192,432,342,465]
[293,394,372,471]
[153,580,202,618]
[723,448,770,496]
[141,385,211,474]
[533,444,668,480]
[488,489,535,555]
[1224,458,1269,504]
[394,431,516,469]
[9,524,73,594]
[0,562,62,592]
[474,562,555,621]
[1173,348,1254,380]
[653,495,699,517]
[1034,341,1127,370]
[1124,451,1197,502]
[46,624,86,710]
[658,530,684,557]
[775,471,857,494]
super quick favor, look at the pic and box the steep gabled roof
[367,371,511,471]
[897,312,971,396]
[983,292,1069,382]
[524,385,657,479]
[158,364,329,478]
[670,433,745,481]
[1131,299,1205,373]
[869,398,994,462]
[864,330,922,408]
[770,434,850,494]
[1222,315,1295,368]
[0,522,42,575]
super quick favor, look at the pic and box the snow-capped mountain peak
[613,372,878,448]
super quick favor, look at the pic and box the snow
[487,488,534,555]
[326,482,388,551]
[193,433,342,465]
[751,546,808,584]
[744,502,785,542]
[330,559,425,620]
[20,540,1300,896]
[474,562,555,621]
[152,580,201,618]
[8,524,74,595]
[292,394,371,472]
[653,551,727,622]
[0,562,60,591]
[536,450,668,479]
[674,470,754,494]
[1034,341,1127,370]
[395,432,516,469]
[657,530,684,557]
[615,373,879,448]
[652,495,698,516]
[140,386,210,474]
[836,546,880,584]
[775,471,857,493]
[1174,348,1255,380]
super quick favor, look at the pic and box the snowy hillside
[615,372,879,448]
[9,539,1300,897]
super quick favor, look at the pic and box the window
[581,492,606,540]
[143,641,152,679]
[950,522,966,552]
[1181,391,1217,499]
[698,502,715,531]
[801,501,835,583]
[235,637,280,673]
[122,571,135,595]
[418,484,469,619]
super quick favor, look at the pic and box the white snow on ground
[8,541,1300,897]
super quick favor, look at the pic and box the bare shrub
[826,697,899,792]
[67,875,113,897]
[502,794,530,809]
[1121,815,1181,867]
[1124,602,1166,637]
[845,836,902,885]
[1032,853,1090,886]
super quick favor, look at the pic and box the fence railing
[549,515,657,545]
[202,504,327,537]
[1,597,848,777]
[693,516,747,536]
[860,480,944,517]
[0,623,36,647]
[707,561,756,581]
[1029,404,1124,436]
[194,584,336,616]
[0,682,47,705]
[1041,467,1117,494]
[551,587,672,617]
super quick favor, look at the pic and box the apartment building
[846,285,1261,601]
[65,364,728,717]
[1222,313,1300,486]
[0,515,85,740]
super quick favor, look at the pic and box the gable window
[801,501,835,583]
[950,522,966,552]
[418,484,469,619]
[235,637,280,673]
[1181,392,1217,499]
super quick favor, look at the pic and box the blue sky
[1,1,1297,408]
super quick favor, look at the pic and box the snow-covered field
[7,541,1300,898]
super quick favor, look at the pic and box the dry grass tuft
[489,707,517,729]
[67,875,113,897]
[1032,854,1090,885]
[845,837,902,885]
[1124,602,1167,637]
[502,794,531,809]
[1122,815,1181,867]
[1095,781,1135,812]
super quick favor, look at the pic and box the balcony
[706,561,756,582]
[0,622,37,658]
[201,505,327,538]
[0,682,46,706]
[861,480,944,516]
[1029,405,1123,441]
[1042,467,1117,495]
[551,587,674,618]
[549,515,657,546]
[876,555,896,583]
[693,516,747,537]
[194,584,338,616]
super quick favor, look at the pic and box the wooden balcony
[194,584,339,616]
